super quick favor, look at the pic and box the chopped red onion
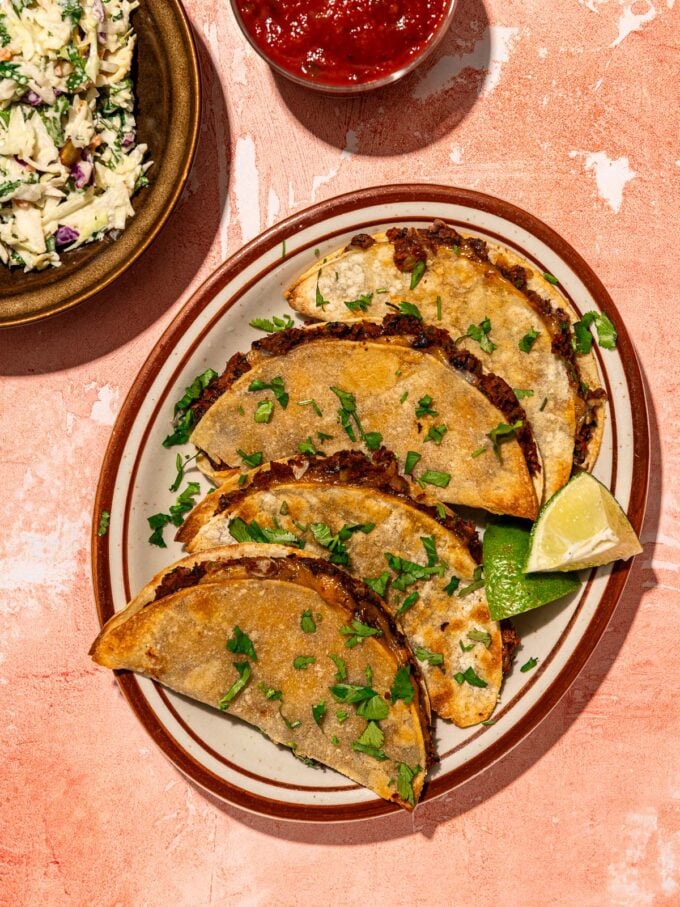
[24,90,42,107]
[72,160,94,189]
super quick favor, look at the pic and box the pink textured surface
[1,1,679,904]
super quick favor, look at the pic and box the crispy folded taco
[90,545,432,809]
[286,221,606,500]
[188,315,543,520]
[178,449,502,727]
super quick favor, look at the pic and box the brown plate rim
[0,0,201,328]
[91,183,650,823]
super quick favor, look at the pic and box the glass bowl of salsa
[231,0,457,93]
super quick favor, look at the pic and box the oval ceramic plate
[92,185,649,822]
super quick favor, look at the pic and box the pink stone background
[1,1,679,904]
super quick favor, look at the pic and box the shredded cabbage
[0,0,152,270]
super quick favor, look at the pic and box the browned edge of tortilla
[176,448,482,562]
[354,221,606,472]
[144,553,435,772]
[189,314,540,479]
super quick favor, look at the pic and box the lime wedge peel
[524,472,643,574]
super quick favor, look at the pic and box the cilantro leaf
[312,701,326,726]
[329,684,377,704]
[356,694,389,721]
[467,629,492,647]
[486,420,523,462]
[293,656,316,670]
[458,565,485,597]
[237,449,263,469]
[254,400,274,423]
[543,272,559,285]
[226,626,257,661]
[443,575,460,596]
[415,395,437,418]
[521,657,539,673]
[336,709,349,723]
[398,301,423,320]
[390,665,414,705]
[395,591,419,617]
[257,682,282,701]
[300,610,317,633]
[248,376,289,409]
[218,662,252,709]
[420,470,451,488]
[97,511,110,537]
[249,314,294,333]
[453,666,488,688]
[409,260,426,290]
[518,329,540,353]
[340,619,383,649]
[573,311,617,353]
[414,646,444,667]
[464,318,497,354]
[395,762,421,807]
[404,450,422,475]
[162,368,217,447]
[424,423,448,445]
[228,517,305,548]
[297,398,323,417]
[316,275,329,310]
[345,293,373,312]
[363,571,390,600]
[330,654,347,681]
[513,388,534,400]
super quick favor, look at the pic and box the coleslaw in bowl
[0,0,152,271]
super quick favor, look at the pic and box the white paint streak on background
[266,188,280,227]
[234,134,260,243]
[89,384,120,426]
[0,517,87,597]
[570,150,637,212]
[412,26,520,101]
[611,1,657,47]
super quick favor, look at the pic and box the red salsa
[235,0,450,86]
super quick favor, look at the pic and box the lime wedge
[483,520,581,621]
[524,472,642,573]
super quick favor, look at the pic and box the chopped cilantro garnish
[340,619,383,649]
[573,311,617,353]
[467,629,492,647]
[395,762,421,807]
[481,719,497,726]
[345,293,373,312]
[471,446,487,458]
[330,654,347,681]
[363,571,390,600]
[424,423,448,446]
[458,565,485,597]
[162,368,217,447]
[298,436,324,456]
[487,420,523,462]
[297,398,323,417]
[97,511,110,537]
[453,666,488,688]
[365,664,373,685]
[398,301,423,320]
[228,517,305,548]
[282,715,301,730]
[331,735,340,745]
[218,662,252,709]
[312,701,326,726]
[356,694,389,721]
[462,317,497,354]
[352,722,387,760]
[518,329,540,353]
[409,259,426,290]
[460,640,476,652]
[404,450,422,475]
[336,709,349,723]
[147,482,201,547]
[443,575,460,596]
[395,591,419,617]
[421,536,437,566]
[330,684,377,704]
[385,551,445,591]
[169,452,197,494]
[257,682,282,701]
[226,626,257,661]
[237,449,263,469]
[521,657,539,673]
[248,376,289,409]
[415,394,437,418]
[435,502,447,519]
[310,521,374,566]
[414,646,444,666]
[293,655,316,670]
[420,470,451,488]
[400,391,409,404]
[315,274,329,310]
[249,314,294,333]
[330,386,381,452]
[254,400,274,423]
[513,388,534,400]
[543,272,559,285]
[300,610,317,633]
[390,665,414,705]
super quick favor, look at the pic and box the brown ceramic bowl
[0,0,200,328]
